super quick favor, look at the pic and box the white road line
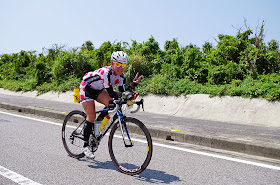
[0,110,62,126]
[0,165,41,185]
[1,110,280,172]
[153,142,280,171]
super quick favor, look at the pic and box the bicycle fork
[117,110,133,147]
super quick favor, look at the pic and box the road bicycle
[61,94,153,175]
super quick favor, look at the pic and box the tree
[246,20,265,78]
[81,41,95,51]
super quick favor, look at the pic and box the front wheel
[108,117,153,175]
[62,110,86,158]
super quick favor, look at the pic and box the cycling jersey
[79,66,126,102]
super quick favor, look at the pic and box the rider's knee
[86,114,96,123]
[108,100,116,109]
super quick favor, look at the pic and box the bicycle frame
[93,106,133,147]
[69,98,144,153]
[116,109,133,147]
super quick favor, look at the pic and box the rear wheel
[108,117,153,175]
[62,110,86,158]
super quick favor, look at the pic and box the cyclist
[79,51,143,159]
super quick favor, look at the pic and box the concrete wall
[1,88,279,127]
[142,94,280,127]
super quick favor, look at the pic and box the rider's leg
[82,100,96,123]
[82,89,112,147]
[96,89,113,107]
[95,90,114,120]
[81,90,114,159]
[97,90,114,120]
[81,100,96,159]
[82,100,96,148]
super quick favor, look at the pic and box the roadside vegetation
[0,21,280,101]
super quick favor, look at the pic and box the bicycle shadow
[134,168,183,184]
[83,159,182,184]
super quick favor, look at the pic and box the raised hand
[133,72,143,85]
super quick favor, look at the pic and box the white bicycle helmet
[111,51,129,64]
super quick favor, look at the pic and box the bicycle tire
[108,117,153,175]
[62,110,86,158]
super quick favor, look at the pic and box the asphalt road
[0,110,279,185]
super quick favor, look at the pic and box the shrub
[0,26,280,101]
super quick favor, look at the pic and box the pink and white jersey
[82,66,125,89]
[79,66,126,102]
[83,66,125,89]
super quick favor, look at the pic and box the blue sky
[1,0,279,54]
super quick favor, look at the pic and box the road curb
[147,125,280,160]
[1,102,280,160]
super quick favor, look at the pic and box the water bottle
[73,87,79,103]
[100,115,110,131]
[94,120,102,137]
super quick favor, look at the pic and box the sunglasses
[114,62,127,68]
